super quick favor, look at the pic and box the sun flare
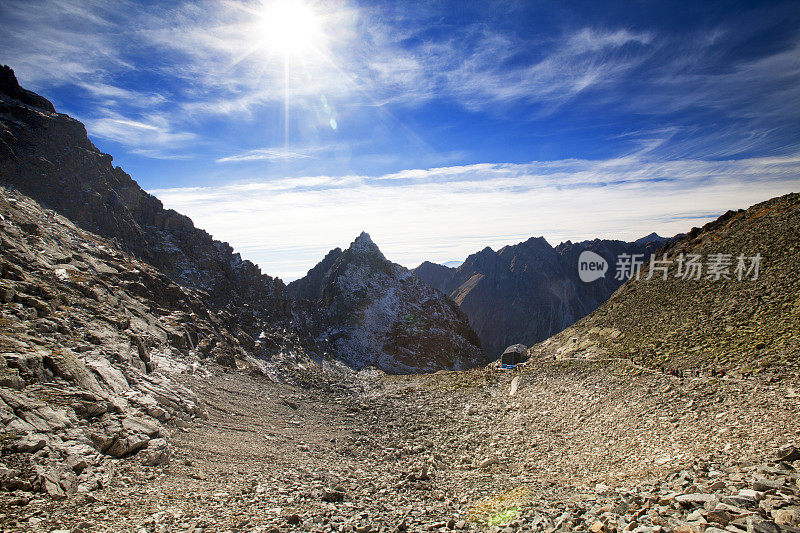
[258,0,325,56]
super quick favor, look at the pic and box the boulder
[103,433,150,458]
[86,360,129,394]
[122,416,160,438]
[14,435,46,453]
[139,438,170,466]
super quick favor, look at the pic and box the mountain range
[0,64,677,372]
[0,66,487,375]
[0,64,798,530]
[413,235,670,357]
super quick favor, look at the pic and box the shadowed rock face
[0,65,55,113]
[414,236,668,358]
[0,66,288,339]
[413,261,458,294]
[289,233,486,373]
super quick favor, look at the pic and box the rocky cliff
[414,235,668,358]
[531,193,800,376]
[0,185,227,497]
[0,66,288,342]
[289,233,486,373]
[0,173,350,500]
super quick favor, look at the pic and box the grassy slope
[530,193,800,376]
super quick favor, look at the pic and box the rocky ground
[0,185,337,527]
[2,359,797,532]
[0,150,797,533]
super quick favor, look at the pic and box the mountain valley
[0,66,798,533]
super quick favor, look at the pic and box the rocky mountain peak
[0,65,55,112]
[500,236,558,267]
[633,232,668,247]
[289,233,485,373]
[523,236,549,246]
[355,230,372,242]
[347,231,385,260]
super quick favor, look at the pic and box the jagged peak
[633,232,666,246]
[347,231,386,260]
[354,231,373,243]
[416,260,452,269]
[638,231,662,240]
[0,65,56,113]
[523,235,550,246]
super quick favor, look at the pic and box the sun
[258,0,325,56]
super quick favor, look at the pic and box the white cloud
[0,0,132,87]
[150,153,800,281]
[432,27,654,112]
[77,82,167,107]
[625,36,800,130]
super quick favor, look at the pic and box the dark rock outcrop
[289,233,486,373]
[0,65,55,113]
[414,235,668,358]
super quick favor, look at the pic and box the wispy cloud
[0,0,132,86]
[409,27,654,113]
[657,35,799,117]
[76,82,167,108]
[3,0,798,160]
[82,113,197,159]
[216,146,328,163]
[150,152,800,280]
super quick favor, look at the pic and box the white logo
[578,251,608,282]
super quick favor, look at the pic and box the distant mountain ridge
[414,234,670,358]
[633,232,669,247]
[289,233,486,373]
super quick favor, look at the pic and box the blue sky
[2,0,800,279]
